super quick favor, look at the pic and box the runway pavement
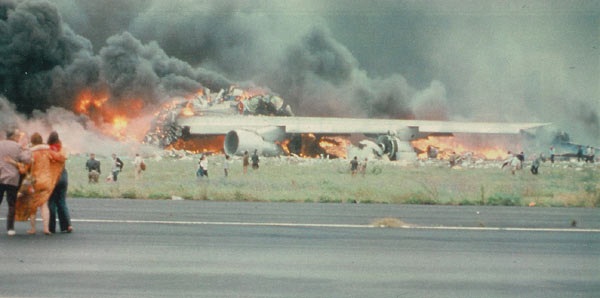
[0,199,598,298]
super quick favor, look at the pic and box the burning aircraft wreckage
[144,87,550,161]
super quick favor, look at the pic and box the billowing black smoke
[2,0,598,146]
[1,0,91,113]
[0,0,230,117]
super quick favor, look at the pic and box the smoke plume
[1,0,598,148]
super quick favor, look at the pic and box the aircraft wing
[178,115,549,135]
[177,115,549,158]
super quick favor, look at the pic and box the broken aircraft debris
[144,87,550,160]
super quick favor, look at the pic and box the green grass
[65,155,600,207]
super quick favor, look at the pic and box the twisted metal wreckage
[144,87,550,160]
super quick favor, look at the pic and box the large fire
[74,89,109,114]
[73,86,521,161]
[411,135,513,160]
[318,136,352,158]
[166,135,225,154]
[287,134,351,158]
[74,89,148,141]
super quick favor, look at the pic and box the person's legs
[57,196,72,232]
[28,209,37,234]
[48,189,58,233]
[56,191,71,232]
[55,171,71,232]
[91,171,99,183]
[41,202,50,234]
[3,185,17,233]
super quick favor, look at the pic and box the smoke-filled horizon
[1,0,599,145]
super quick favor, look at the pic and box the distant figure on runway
[223,155,231,177]
[359,158,368,177]
[197,155,208,178]
[111,153,124,182]
[350,156,359,176]
[85,153,101,183]
[242,151,249,174]
[133,153,144,180]
[530,155,541,175]
[251,150,259,170]
[577,146,583,162]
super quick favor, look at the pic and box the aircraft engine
[376,135,416,160]
[224,127,285,156]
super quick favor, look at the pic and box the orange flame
[412,136,510,160]
[181,101,195,116]
[74,89,148,140]
[166,135,225,154]
[75,89,108,114]
[319,136,351,158]
[277,139,291,155]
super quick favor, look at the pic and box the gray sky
[2,0,599,143]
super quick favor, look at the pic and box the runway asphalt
[0,199,598,298]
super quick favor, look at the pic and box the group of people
[0,129,72,236]
[550,145,596,164]
[85,153,145,183]
[502,151,546,175]
[576,145,596,163]
[501,146,600,175]
[350,156,368,177]
[197,150,260,179]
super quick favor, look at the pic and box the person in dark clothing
[85,153,101,183]
[516,152,525,170]
[111,153,124,182]
[350,156,359,176]
[47,131,73,233]
[585,146,595,163]
[242,151,249,174]
[251,150,260,170]
[576,146,583,162]
[530,155,541,175]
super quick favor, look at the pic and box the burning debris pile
[144,86,293,151]
[410,134,528,161]
[283,134,353,159]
